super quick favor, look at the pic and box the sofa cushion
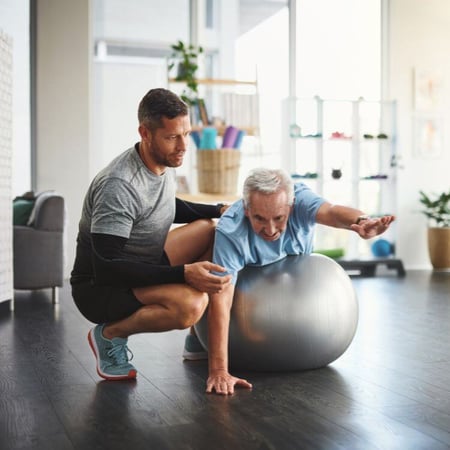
[27,190,57,226]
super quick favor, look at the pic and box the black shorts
[71,252,171,324]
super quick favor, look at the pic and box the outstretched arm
[206,284,252,395]
[315,202,395,239]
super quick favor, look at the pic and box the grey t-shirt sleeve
[90,177,142,238]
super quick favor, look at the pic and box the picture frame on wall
[412,68,445,159]
[413,68,444,111]
[412,112,443,159]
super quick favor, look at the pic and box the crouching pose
[70,88,231,380]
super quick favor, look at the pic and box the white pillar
[36,0,92,278]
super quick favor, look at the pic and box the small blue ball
[371,239,392,257]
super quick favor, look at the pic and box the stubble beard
[151,144,184,168]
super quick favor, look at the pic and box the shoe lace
[107,342,134,365]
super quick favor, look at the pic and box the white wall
[36,0,188,278]
[36,0,92,277]
[90,0,192,174]
[91,59,167,173]
[217,0,239,78]
[0,29,14,303]
[93,0,188,43]
[90,0,240,180]
[8,0,450,276]
[388,0,450,269]
[0,0,30,196]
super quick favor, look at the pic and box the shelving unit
[167,77,259,135]
[282,96,404,276]
[167,77,261,196]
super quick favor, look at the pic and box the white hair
[243,168,294,208]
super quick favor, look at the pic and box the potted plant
[419,189,450,269]
[168,40,203,106]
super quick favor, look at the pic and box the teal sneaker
[88,324,137,380]
[182,333,208,360]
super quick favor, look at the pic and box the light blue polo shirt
[212,182,326,284]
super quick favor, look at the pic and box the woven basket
[197,149,241,194]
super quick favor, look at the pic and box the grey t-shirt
[78,146,176,265]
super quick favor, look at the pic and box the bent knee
[197,218,216,237]
[175,292,208,329]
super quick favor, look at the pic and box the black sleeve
[174,197,221,223]
[91,233,185,288]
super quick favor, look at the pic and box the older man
[188,168,395,395]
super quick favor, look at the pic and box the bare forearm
[316,202,395,239]
[317,203,365,229]
[207,286,234,372]
[205,284,253,395]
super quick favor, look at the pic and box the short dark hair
[137,88,188,131]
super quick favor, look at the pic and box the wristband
[355,214,370,225]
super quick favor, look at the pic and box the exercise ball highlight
[195,254,358,371]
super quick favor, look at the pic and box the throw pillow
[13,198,35,225]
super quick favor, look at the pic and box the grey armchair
[13,192,65,308]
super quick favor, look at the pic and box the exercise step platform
[337,258,406,277]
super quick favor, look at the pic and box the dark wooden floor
[1,270,450,450]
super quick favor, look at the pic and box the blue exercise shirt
[213,182,326,284]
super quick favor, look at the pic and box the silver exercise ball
[195,254,358,371]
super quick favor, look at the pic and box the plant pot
[427,227,450,269]
[177,62,188,79]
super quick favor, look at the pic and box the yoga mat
[199,127,218,149]
[233,130,246,149]
[222,126,239,148]
[313,248,345,259]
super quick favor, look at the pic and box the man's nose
[178,135,188,150]
[266,221,276,235]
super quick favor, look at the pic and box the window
[296,0,381,100]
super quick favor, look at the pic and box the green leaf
[419,189,450,227]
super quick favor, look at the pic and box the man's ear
[244,206,250,218]
[138,125,152,143]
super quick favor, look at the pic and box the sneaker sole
[88,329,137,381]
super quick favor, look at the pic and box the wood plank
[0,272,449,449]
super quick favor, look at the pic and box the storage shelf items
[168,77,259,135]
[168,77,256,86]
[167,76,261,195]
[191,124,257,137]
[282,96,400,261]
